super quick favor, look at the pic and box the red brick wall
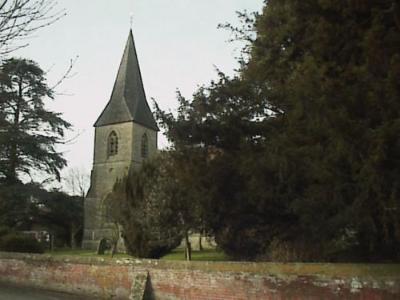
[0,252,399,299]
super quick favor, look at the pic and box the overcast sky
[14,0,264,188]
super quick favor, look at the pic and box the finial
[130,12,133,29]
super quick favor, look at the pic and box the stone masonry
[82,30,158,250]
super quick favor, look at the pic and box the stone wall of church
[131,122,158,167]
[83,122,133,249]
[83,121,157,250]
[93,122,134,166]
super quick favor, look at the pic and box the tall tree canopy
[157,1,400,261]
[0,58,71,183]
[245,0,400,261]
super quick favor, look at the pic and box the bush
[106,157,184,259]
[213,218,270,260]
[264,238,323,262]
[0,233,44,254]
[129,237,182,259]
[0,226,10,237]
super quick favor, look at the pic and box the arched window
[141,133,148,158]
[108,131,118,157]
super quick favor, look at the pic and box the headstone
[96,238,108,255]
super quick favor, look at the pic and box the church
[82,30,158,250]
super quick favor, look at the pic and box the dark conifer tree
[0,58,71,183]
[158,0,400,261]
[243,0,400,260]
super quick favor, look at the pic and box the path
[0,282,93,300]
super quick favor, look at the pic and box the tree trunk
[198,230,203,251]
[184,231,192,261]
[70,224,76,249]
[50,233,55,251]
[111,241,117,258]
[8,93,21,183]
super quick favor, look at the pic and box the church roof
[94,30,159,131]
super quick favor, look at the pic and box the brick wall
[0,252,399,299]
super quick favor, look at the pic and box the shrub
[106,157,184,259]
[0,226,10,237]
[0,233,44,254]
[264,238,321,262]
[122,222,182,259]
[214,219,270,260]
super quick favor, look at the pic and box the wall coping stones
[1,251,399,280]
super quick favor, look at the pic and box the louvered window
[108,131,118,157]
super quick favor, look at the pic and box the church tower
[82,30,158,250]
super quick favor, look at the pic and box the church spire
[94,30,159,131]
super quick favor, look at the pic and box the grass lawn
[47,247,228,261]
[161,248,228,261]
[47,249,131,259]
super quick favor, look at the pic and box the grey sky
[14,0,264,186]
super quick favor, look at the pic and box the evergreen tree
[37,191,83,248]
[157,0,400,261]
[156,76,276,259]
[0,58,71,183]
[244,0,400,260]
[0,182,41,229]
[105,154,184,259]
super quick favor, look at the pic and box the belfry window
[108,131,118,157]
[141,133,148,158]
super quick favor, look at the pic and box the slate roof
[94,30,159,131]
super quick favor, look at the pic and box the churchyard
[1,0,400,299]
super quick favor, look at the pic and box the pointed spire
[94,30,159,131]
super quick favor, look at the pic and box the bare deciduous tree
[63,167,89,248]
[64,166,89,198]
[0,0,65,55]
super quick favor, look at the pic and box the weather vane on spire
[130,12,133,29]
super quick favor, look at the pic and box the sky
[14,0,264,188]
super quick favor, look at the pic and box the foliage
[0,58,71,183]
[0,182,44,229]
[105,154,184,259]
[156,77,276,259]
[0,181,83,248]
[0,232,44,253]
[155,1,400,261]
[37,190,83,248]
[0,225,10,237]
[245,0,400,261]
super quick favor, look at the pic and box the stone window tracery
[108,131,118,157]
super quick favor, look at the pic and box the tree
[105,153,190,259]
[37,190,83,249]
[162,148,209,260]
[242,0,400,261]
[155,77,276,260]
[0,182,83,248]
[156,1,400,261]
[0,0,65,55]
[0,182,43,229]
[63,167,89,198]
[0,58,71,183]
